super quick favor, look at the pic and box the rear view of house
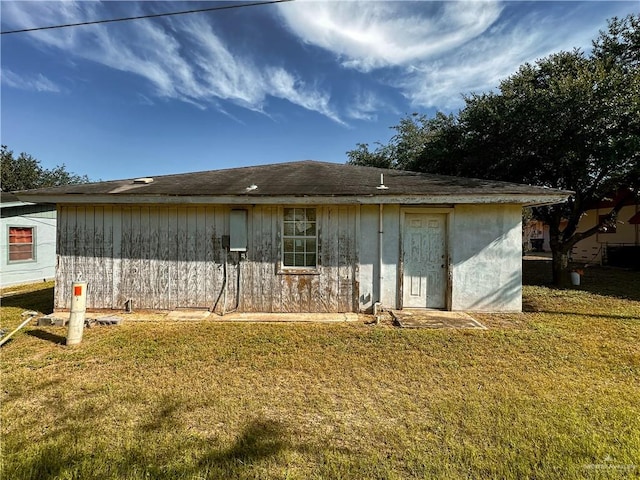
[16,161,570,313]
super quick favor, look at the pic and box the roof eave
[0,200,36,208]
[14,193,571,206]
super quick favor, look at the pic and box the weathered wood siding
[55,204,358,313]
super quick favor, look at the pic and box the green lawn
[1,263,639,479]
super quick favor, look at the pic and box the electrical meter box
[229,210,248,252]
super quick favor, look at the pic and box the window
[9,226,35,262]
[283,207,317,268]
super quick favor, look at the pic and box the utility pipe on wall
[222,249,228,316]
[378,203,384,307]
[221,249,242,316]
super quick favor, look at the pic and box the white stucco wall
[358,205,378,312]
[381,205,401,308]
[358,204,401,312]
[1,213,57,287]
[358,203,523,312]
[450,204,522,311]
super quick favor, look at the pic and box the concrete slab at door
[403,213,447,308]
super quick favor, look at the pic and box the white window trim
[279,206,320,275]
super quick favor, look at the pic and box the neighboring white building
[0,192,57,287]
[16,161,570,313]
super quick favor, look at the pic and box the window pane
[295,253,305,266]
[284,253,294,266]
[283,208,295,221]
[9,244,33,261]
[9,227,33,243]
[306,222,316,235]
[283,222,295,236]
[306,253,316,266]
[305,209,316,221]
[283,239,294,252]
[306,239,316,252]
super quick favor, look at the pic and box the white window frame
[280,207,319,274]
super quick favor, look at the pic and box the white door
[402,213,447,309]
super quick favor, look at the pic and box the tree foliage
[1,145,90,191]
[347,14,640,284]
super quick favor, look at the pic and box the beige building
[571,195,640,267]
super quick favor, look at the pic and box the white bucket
[570,271,581,286]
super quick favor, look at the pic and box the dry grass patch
[1,281,54,332]
[1,268,639,479]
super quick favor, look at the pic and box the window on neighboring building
[282,207,317,268]
[9,226,35,262]
[598,214,617,234]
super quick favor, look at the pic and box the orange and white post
[66,282,87,346]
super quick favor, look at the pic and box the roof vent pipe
[376,173,389,190]
[133,177,154,184]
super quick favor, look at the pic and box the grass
[1,263,639,479]
[0,280,55,333]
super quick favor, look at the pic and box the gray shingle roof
[15,161,570,202]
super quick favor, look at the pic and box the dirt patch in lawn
[391,310,486,329]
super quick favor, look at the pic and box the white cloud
[266,67,343,124]
[1,69,61,93]
[1,1,342,122]
[398,7,617,109]
[277,1,503,72]
[3,0,628,121]
[277,1,627,110]
[345,90,392,121]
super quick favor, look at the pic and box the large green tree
[348,14,639,285]
[1,145,90,191]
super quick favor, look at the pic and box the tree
[347,14,640,285]
[1,145,90,191]
[460,48,638,283]
[347,112,463,173]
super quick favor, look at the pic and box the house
[1,192,57,287]
[15,161,570,313]
[571,191,640,268]
[523,218,550,252]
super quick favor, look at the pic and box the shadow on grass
[26,329,66,345]
[523,259,640,302]
[522,258,553,286]
[200,419,289,469]
[1,286,54,314]
[5,387,323,480]
[13,444,83,480]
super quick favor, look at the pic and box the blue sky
[1,1,636,182]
